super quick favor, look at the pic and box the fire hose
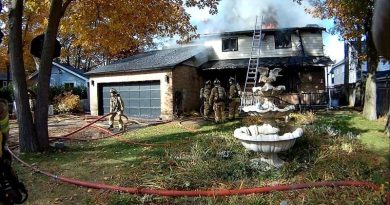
[58,112,113,138]
[7,116,390,201]
[6,149,387,198]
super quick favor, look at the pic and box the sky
[184,0,345,63]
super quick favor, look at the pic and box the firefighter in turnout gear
[209,79,226,123]
[0,99,28,205]
[228,77,241,120]
[109,88,125,131]
[0,99,9,158]
[199,80,212,118]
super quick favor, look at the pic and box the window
[274,31,292,49]
[64,82,75,89]
[2,81,7,87]
[222,37,238,52]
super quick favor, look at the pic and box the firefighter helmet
[213,79,220,85]
[229,77,235,84]
[110,88,117,94]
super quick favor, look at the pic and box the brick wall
[172,65,203,114]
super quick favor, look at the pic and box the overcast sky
[185,0,344,63]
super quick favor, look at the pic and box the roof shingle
[87,46,209,75]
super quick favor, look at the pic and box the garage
[99,81,161,118]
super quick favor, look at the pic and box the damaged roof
[87,46,209,75]
[201,56,334,70]
[199,25,326,37]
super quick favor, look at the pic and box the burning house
[87,25,332,120]
[192,25,333,106]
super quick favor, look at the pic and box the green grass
[11,111,390,204]
[316,110,389,160]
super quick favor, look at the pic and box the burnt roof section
[201,56,334,70]
[199,26,326,37]
[87,46,209,75]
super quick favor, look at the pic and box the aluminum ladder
[242,16,263,106]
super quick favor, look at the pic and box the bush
[289,111,316,125]
[53,91,82,113]
[48,85,87,103]
[0,85,13,102]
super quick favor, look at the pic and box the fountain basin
[234,124,303,168]
[242,104,295,118]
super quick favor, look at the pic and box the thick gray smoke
[190,0,325,33]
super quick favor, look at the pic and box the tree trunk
[363,73,377,120]
[362,28,379,120]
[34,0,64,150]
[344,41,350,106]
[386,107,390,137]
[9,0,39,152]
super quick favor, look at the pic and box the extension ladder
[241,16,263,106]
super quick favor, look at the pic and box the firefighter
[108,88,125,131]
[199,80,212,118]
[27,90,36,113]
[209,79,226,123]
[228,77,241,120]
[0,99,9,159]
[0,98,28,204]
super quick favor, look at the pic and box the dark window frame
[274,32,292,49]
[64,82,75,89]
[222,37,238,52]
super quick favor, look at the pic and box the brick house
[87,25,332,120]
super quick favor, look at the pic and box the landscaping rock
[53,141,66,149]
[249,158,272,171]
[217,150,233,159]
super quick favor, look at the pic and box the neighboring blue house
[0,72,11,88]
[28,62,89,88]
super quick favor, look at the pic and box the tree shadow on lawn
[317,111,389,160]
[316,112,369,135]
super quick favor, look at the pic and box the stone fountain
[234,67,303,168]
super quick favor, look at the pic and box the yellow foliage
[1,0,219,71]
[53,91,81,114]
[289,111,317,125]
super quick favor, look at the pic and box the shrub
[53,91,82,113]
[289,111,316,125]
[49,85,87,102]
[0,85,13,102]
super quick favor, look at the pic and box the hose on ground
[58,113,112,138]
[7,148,385,197]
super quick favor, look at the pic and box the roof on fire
[198,25,326,37]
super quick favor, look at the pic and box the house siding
[172,65,203,113]
[191,31,324,60]
[89,70,174,120]
[50,65,87,87]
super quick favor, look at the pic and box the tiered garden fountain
[234,67,303,168]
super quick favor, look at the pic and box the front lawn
[13,110,389,204]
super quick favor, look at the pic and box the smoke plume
[188,0,325,34]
